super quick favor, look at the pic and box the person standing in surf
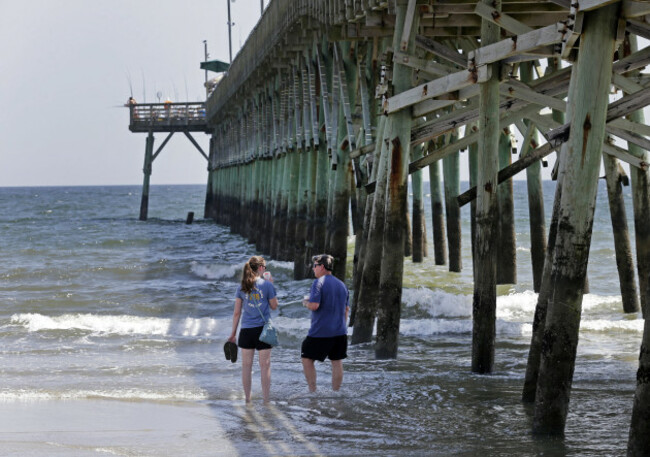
[301,254,349,392]
[228,256,278,403]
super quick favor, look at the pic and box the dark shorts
[301,335,348,362]
[238,326,272,351]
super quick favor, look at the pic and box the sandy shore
[0,399,244,457]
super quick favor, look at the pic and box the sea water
[0,182,642,456]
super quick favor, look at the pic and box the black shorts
[238,326,272,350]
[301,335,348,362]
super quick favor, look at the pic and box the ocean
[0,181,642,456]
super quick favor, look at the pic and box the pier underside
[201,0,650,447]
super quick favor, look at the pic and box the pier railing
[128,102,209,133]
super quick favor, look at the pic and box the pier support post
[352,118,390,343]
[532,4,619,434]
[443,141,462,272]
[139,131,154,221]
[603,152,639,313]
[628,286,650,455]
[375,0,418,359]
[329,42,357,281]
[497,129,516,284]
[351,115,386,328]
[204,137,216,219]
[411,144,425,262]
[428,147,447,265]
[625,35,650,317]
[472,0,501,373]
[520,62,547,292]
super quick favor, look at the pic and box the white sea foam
[267,260,295,271]
[402,287,538,321]
[11,313,228,338]
[400,318,532,336]
[402,288,472,317]
[580,318,644,333]
[0,388,207,402]
[190,261,241,280]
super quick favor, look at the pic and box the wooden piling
[351,115,387,328]
[471,0,501,374]
[497,129,516,284]
[411,144,425,263]
[628,294,650,455]
[329,42,357,281]
[139,131,154,221]
[603,153,640,313]
[375,0,418,359]
[532,4,619,434]
[520,62,547,292]
[352,117,391,344]
[443,141,462,272]
[428,145,447,265]
[625,35,650,317]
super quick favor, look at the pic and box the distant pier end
[127,102,210,221]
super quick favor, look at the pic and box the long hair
[240,256,265,294]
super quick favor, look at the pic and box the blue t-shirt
[308,274,349,337]
[235,278,277,328]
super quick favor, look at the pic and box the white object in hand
[302,295,310,307]
[263,271,272,281]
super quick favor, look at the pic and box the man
[301,254,349,392]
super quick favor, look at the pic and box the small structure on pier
[127,102,210,220]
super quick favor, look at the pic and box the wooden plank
[349,142,376,159]
[386,65,490,114]
[473,2,534,35]
[469,23,566,67]
[415,35,467,68]
[610,117,650,138]
[500,78,567,112]
[578,0,621,12]
[626,18,650,40]
[603,141,650,169]
[411,98,458,117]
[607,125,650,151]
[393,50,457,76]
[612,44,650,73]
[622,0,650,17]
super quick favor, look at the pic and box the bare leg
[331,359,343,391]
[302,358,317,392]
[258,349,272,403]
[241,348,255,402]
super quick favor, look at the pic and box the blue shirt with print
[236,278,277,328]
[308,274,349,337]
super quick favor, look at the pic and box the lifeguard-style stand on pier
[127,101,210,220]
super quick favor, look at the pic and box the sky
[0,0,264,187]
[1,1,641,187]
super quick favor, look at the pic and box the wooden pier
[125,0,650,449]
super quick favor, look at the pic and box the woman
[228,256,278,403]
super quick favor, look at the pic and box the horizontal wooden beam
[603,141,649,170]
[457,85,650,206]
[626,18,650,40]
[415,35,467,68]
[468,22,566,67]
[473,2,534,35]
[385,65,490,114]
[622,0,650,18]
[577,0,620,12]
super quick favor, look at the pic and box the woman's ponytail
[240,256,265,293]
